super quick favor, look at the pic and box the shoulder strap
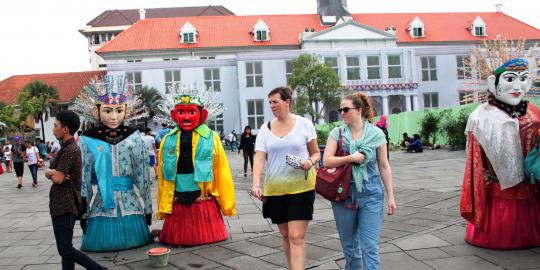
[267,121,271,131]
[338,128,343,151]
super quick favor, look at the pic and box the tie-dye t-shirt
[255,115,317,196]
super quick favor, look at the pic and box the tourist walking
[251,86,320,270]
[238,125,256,177]
[45,110,106,270]
[12,136,25,189]
[142,127,158,179]
[375,115,390,160]
[3,140,12,173]
[25,141,41,187]
[323,92,396,270]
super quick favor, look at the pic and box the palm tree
[135,86,166,128]
[23,80,59,141]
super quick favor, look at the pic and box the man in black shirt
[45,110,105,270]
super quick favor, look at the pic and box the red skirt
[159,197,228,246]
[465,195,540,249]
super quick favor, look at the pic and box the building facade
[96,4,540,134]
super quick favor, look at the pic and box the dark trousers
[243,149,254,173]
[28,164,38,184]
[51,213,103,270]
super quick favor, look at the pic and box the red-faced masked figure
[170,104,208,131]
[157,95,236,246]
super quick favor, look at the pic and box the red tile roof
[97,12,540,54]
[87,6,235,27]
[0,71,106,105]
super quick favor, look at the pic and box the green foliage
[315,121,342,146]
[135,85,166,128]
[288,54,342,124]
[440,107,473,150]
[419,110,442,146]
[22,80,59,141]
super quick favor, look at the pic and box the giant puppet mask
[487,58,531,106]
[171,95,208,131]
[91,93,131,129]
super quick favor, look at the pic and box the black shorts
[263,190,315,224]
[14,162,24,177]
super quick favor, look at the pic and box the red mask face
[170,104,208,131]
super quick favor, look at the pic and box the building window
[246,62,263,87]
[163,58,178,61]
[412,27,424,38]
[255,30,268,41]
[204,68,220,91]
[329,110,339,122]
[164,70,181,94]
[98,64,107,68]
[200,56,216,60]
[183,32,195,43]
[92,33,115,45]
[456,55,472,80]
[367,56,381,79]
[324,57,339,77]
[421,56,437,81]
[423,92,439,109]
[285,60,293,82]
[127,59,142,63]
[459,92,474,105]
[125,71,142,91]
[207,111,224,132]
[474,26,485,36]
[252,19,270,41]
[346,56,360,80]
[50,105,69,117]
[387,55,402,78]
[247,99,265,129]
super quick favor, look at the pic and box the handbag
[524,137,540,184]
[315,128,353,202]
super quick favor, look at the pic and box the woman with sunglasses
[251,86,320,270]
[323,92,396,270]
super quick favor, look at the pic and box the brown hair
[268,86,293,101]
[343,92,375,123]
[268,86,294,110]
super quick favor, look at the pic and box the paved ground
[0,149,539,269]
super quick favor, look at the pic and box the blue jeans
[51,213,103,270]
[28,164,38,184]
[331,180,384,270]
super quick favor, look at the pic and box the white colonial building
[92,1,540,134]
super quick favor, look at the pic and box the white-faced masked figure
[73,76,153,252]
[461,58,540,249]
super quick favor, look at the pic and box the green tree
[441,106,474,150]
[23,80,59,141]
[419,110,443,146]
[288,54,342,124]
[135,86,166,128]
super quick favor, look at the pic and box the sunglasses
[338,107,359,114]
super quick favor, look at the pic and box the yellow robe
[156,129,236,220]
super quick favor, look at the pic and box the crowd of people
[0,137,63,188]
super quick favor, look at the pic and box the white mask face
[487,70,530,106]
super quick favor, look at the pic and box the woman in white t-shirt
[251,86,320,270]
[25,141,41,187]
[3,142,12,173]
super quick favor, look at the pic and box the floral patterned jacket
[79,131,152,218]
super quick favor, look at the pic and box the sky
[0,0,539,81]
